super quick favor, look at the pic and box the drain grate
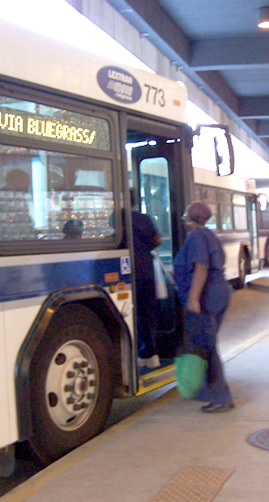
[248,428,269,450]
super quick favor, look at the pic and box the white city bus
[193,167,260,288]
[0,19,234,475]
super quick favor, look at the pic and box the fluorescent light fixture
[258,7,269,28]
[125,141,148,151]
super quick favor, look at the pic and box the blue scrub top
[174,227,229,312]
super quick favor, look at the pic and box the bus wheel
[233,252,248,289]
[29,304,114,465]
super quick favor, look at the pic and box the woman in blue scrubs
[174,201,234,413]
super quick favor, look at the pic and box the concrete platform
[246,268,269,292]
[247,276,269,292]
[3,324,269,502]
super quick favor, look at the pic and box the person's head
[63,219,84,239]
[5,169,30,191]
[182,201,212,229]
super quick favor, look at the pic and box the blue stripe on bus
[0,257,131,302]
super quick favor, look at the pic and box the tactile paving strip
[150,465,234,502]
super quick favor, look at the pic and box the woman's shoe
[201,402,234,413]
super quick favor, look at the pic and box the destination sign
[0,107,110,151]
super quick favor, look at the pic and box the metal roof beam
[196,70,238,114]
[257,121,269,138]
[106,0,191,63]
[239,97,269,119]
[191,38,269,70]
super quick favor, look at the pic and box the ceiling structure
[106,0,269,157]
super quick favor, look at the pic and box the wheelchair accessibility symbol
[121,257,131,275]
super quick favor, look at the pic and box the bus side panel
[0,303,11,448]
[2,298,45,448]
[218,233,249,281]
[0,252,134,449]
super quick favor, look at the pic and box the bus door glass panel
[138,157,177,349]
[139,157,172,264]
[194,185,202,200]
[126,131,184,357]
[126,134,182,266]
[219,191,233,231]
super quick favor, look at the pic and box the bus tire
[28,304,114,465]
[264,240,269,266]
[233,252,248,289]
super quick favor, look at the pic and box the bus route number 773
[144,84,165,107]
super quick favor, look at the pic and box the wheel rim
[45,338,99,431]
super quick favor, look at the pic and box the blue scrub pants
[186,308,232,405]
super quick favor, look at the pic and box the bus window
[194,186,201,200]
[218,191,232,231]
[232,194,247,231]
[202,187,218,231]
[205,204,218,231]
[220,205,233,231]
[0,147,114,241]
[0,94,117,244]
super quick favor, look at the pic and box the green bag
[174,352,208,400]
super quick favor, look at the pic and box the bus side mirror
[193,124,234,177]
[214,132,234,176]
[257,193,268,211]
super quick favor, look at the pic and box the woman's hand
[186,296,201,314]
[187,262,208,314]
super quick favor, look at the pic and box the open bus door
[125,117,194,366]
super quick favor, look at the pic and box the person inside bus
[173,201,234,413]
[130,189,162,369]
[0,168,37,241]
[3,168,31,191]
[62,219,84,239]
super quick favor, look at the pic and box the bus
[0,19,234,475]
[193,167,260,289]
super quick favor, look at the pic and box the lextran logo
[97,66,142,104]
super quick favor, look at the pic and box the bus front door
[125,120,193,361]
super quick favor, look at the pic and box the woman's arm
[187,262,208,314]
[154,234,162,247]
